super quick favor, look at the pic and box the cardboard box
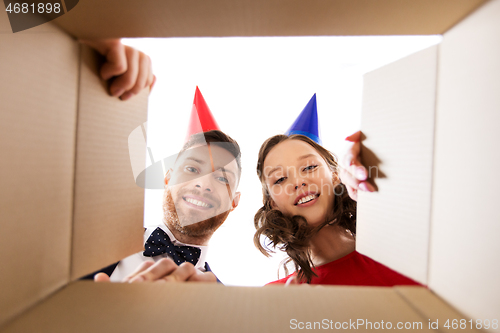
[1,0,498,332]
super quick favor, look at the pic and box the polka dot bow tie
[143,227,201,266]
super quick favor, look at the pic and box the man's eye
[274,177,286,185]
[217,176,229,184]
[185,166,199,173]
[303,165,318,172]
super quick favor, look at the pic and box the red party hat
[185,86,220,142]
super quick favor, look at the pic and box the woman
[254,133,420,286]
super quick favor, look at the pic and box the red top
[267,251,421,286]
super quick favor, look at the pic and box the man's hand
[94,258,217,283]
[94,272,111,282]
[79,39,156,101]
[339,131,376,201]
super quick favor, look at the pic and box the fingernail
[129,276,144,283]
[111,88,124,97]
[120,92,133,101]
[358,182,368,191]
[355,167,367,180]
[366,182,376,192]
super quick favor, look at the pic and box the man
[92,89,242,283]
[80,42,240,283]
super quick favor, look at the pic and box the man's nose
[194,176,213,192]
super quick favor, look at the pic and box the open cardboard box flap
[0,283,483,333]
[0,13,146,328]
[52,0,485,38]
[1,0,499,332]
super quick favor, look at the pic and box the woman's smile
[294,192,320,206]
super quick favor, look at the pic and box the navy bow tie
[143,227,201,266]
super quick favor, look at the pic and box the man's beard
[163,188,230,237]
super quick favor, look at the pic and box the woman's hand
[79,39,156,101]
[339,131,376,201]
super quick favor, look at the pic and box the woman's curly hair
[253,134,357,283]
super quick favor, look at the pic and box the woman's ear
[330,167,340,185]
[269,197,278,209]
[333,173,340,185]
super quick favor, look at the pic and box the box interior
[53,0,485,38]
[1,0,499,332]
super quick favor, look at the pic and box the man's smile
[182,195,214,210]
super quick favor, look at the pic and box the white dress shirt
[110,224,209,282]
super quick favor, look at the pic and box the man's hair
[179,130,242,180]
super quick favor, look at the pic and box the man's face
[163,143,240,237]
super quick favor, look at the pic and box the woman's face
[263,139,338,226]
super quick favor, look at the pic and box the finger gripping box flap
[53,0,485,39]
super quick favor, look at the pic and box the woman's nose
[295,182,306,190]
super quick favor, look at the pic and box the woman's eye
[303,165,318,172]
[274,177,286,185]
[186,166,199,173]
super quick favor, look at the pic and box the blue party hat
[285,94,321,144]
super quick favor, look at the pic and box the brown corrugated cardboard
[0,9,59,33]
[2,282,438,333]
[0,7,10,32]
[395,287,483,333]
[0,14,78,326]
[70,45,146,280]
[357,45,437,285]
[1,0,498,332]
[0,6,147,327]
[429,0,500,325]
[53,0,485,38]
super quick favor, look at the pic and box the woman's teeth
[297,194,317,205]
[185,197,210,208]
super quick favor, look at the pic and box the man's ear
[231,192,241,211]
[164,169,173,187]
